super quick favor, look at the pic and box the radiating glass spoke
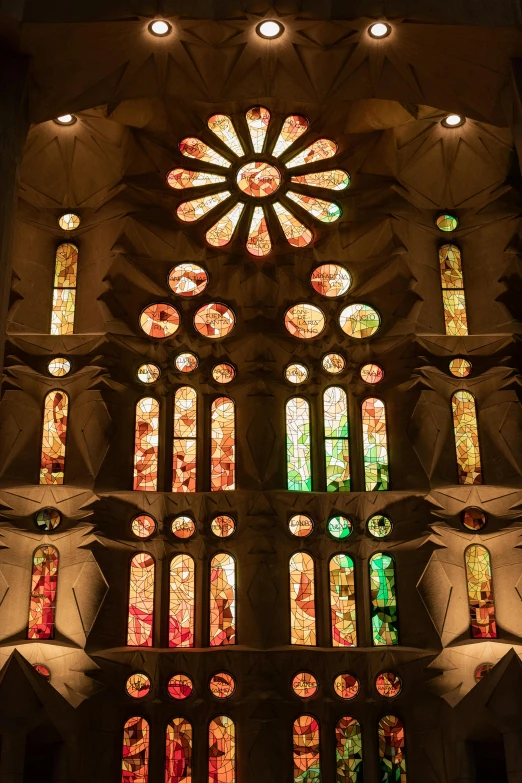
[208,114,245,156]
[290,169,350,190]
[246,206,272,257]
[179,137,231,167]
[246,106,271,153]
[273,202,313,247]
[286,138,337,168]
[167,169,226,189]
[287,191,341,222]
[206,202,245,247]
[272,114,309,157]
[177,191,231,222]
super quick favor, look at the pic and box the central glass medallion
[236,161,281,197]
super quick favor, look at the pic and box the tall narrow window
[27,546,59,640]
[293,715,320,783]
[127,553,155,647]
[40,390,69,486]
[286,397,312,491]
[169,554,195,648]
[209,716,235,783]
[369,553,398,646]
[451,391,482,485]
[122,716,150,783]
[465,545,497,639]
[335,716,363,782]
[173,387,197,492]
[210,554,236,646]
[133,397,160,491]
[289,553,316,646]
[324,387,350,491]
[362,398,389,490]
[378,715,407,782]
[330,554,357,647]
[51,243,78,335]
[210,397,235,491]
[166,717,192,783]
[439,244,468,336]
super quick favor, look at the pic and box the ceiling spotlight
[368,22,391,39]
[54,114,76,126]
[442,114,465,128]
[148,20,172,37]
[256,20,284,39]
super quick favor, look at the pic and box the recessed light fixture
[442,114,465,128]
[368,22,391,39]
[256,20,284,39]
[54,114,76,126]
[148,20,172,37]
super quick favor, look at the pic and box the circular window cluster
[290,671,401,700]
[129,513,238,539]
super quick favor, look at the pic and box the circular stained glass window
[449,358,471,378]
[333,673,359,700]
[436,213,458,232]
[35,508,61,532]
[131,514,156,539]
[175,353,199,373]
[171,516,196,539]
[367,514,392,538]
[360,363,384,384]
[33,664,51,680]
[140,303,180,339]
[210,515,236,538]
[126,672,151,699]
[48,357,71,377]
[327,515,352,540]
[322,353,345,374]
[292,672,318,698]
[375,671,402,697]
[285,303,326,340]
[194,303,235,339]
[462,507,487,531]
[168,674,193,700]
[137,363,160,384]
[285,363,309,384]
[58,213,80,231]
[475,663,494,682]
[212,363,236,383]
[288,514,313,537]
[209,672,236,699]
[339,303,380,338]
[310,264,351,297]
[168,263,208,297]
[237,161,281,197]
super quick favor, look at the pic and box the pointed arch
[335,716,363,782]
[40,390,68,485]
[173,386,197,492]
[369,553,398,646]
[289,552,316,646]
[362,397,389,491]
[51,242,78,335]
[324,386,350,491]
[169,554,195,648]
[378,715,407,782]
[166,717,192,783]
[122,715,150,783]
[286,396,312,491]
[330,554,357,647]
[465,545,497,638]
[133,397,160,491]
[209,553,236,646]
[127,553,155,647]
[209,715,235,783]
[210,397,235,491]
[293,715,320,783]
[451,390,482,485]
[27,546,59,640]
[439,243,468,336]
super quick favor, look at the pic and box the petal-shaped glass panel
[206,202,245,247]
[179,137,231,167]
[246,106,271,153]
[290,169,350,190]
[177,191,231,222]
[287,191,341,222]
[272,115,309,157]
[272,202,313,248]
[167,169,226,189]
[286,138,337,168]
[208,114,245,156]
[246,206,272,257]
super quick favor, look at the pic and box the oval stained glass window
[48,358,71,377]
[322,353,345,374]
[375,671,402,698]
[209,672,236,699]
[168,674,193,699]
[449,358,471,377]
[125,673,151,699]
[131,514,157,539]
[360,363,384,384]
[33,664,51,680]
[462,507,487,531]
[212,363,236,384]
[175,353,199,373]
[285,303,326,340]
[210,515,236,538]
[334,673,359,700]
[367,514,392,538]
[292,672,318,698]
[310,264,351,297]
[137,363,160,384]
[140,304,180,339]
[194,303,235,339]
[35,508,61,532]
[327,515,352,540]
[288,514,313,537]
[436,213,458,232]
[475,663,494,682]
[171,516,196,539]
[237,161,281,197]
[339,304,380,339]
[168,263,208,297]
[285,363,309,384]
[58,213,80,230]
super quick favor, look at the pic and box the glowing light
[168,674,193,700]
[245,106,271,152]
[149,19,172,36]
[256,20,284,38]
[368,22,391,38]
[54,114,76,125]
[286,363,309,384]
[442,114,465,127]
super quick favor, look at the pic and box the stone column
[0,732,26,783]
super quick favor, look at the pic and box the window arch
[451,390,482,485]
[293,715,320,783]
[40,390,68,485]
[169,554,195,648]
[324,386,350,492]
[209,715,235,783]
[27,546,59,640]
[210,397,235,491]
[286,397,312,492]
[361,398,389,491]
[166,717,192,783]
[335,716,363,782]
[51,242,78,335]
[209,553,236,646]
[289,552,316,646]
[378,714,407,782]
[173,386,197,492]
[439,243,468,336]
[369,553,398,646]
[121,715,150,783]
[465,545,497,639]
[133,397,160,491]
[330,554,357,647]
[127,553,155,647]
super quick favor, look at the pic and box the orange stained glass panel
[210,397,235,491]
[237,161,281,197]
[245,106,270,153]
[290,552,316,646]
[287,191,341,222]
[208,114,244,156]
[173,386,197,493]
[246,206,272,256]
[177,191,231,223]
[27,546,58,640]
[286,138,337,168]
[140,304,180,339]
[133,397,160,491]
[310,264,351,297]
[166,717,193,783]
[452,391,482,485]
[167,169,226,189]
[293,715,320,783]
[121,716,150,783]
[272,202,313,247]
[179,138,231,167]
[290,169,350,190]
[51,243,78,335]
[40,390,68,485]
[206,202,245,247]
[272,114,309,157]
[285,303,325,339]
[378,715,407,782]
[169,264,208,297]
[465,545,497,639]
[127,553,155,647]
[439,244,468,336]
[54,242,78,288]
[169,554,195,648]
[194,303,235,339]
[209,553,236,646]
[208,716,235,783]
[330,554,357,646]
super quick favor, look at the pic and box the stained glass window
[246,206,272,256]
[328,516,352,540]
[169,554,195,648]
[210,397,235,491]
[286,364,309,384]
[452,391,482,485]
[289,552,316,646]
[33,663,51,680]
[293,715,320,783]
[211,515,236,538]
[126,673,151,699]
[206,202,245,247]
[286,397,312,492]
[291,169,350,190]
[167,169,226,190]
[439,244,468,336]
[194,303,235,339]
[288,514,313,537]
[133,397,159,491]
[465,545,497,639]
[310,264,351,297]
[40,390,68,485]
[286,191,341,222]
[48,357,70,377]
[168,674,193,700]
[272,114,309,157]
[131,514,156,539]
[462,507,487,531]
[246,106,270,152]
[169,263,208,296]
[166,718,192,783]
[286,138,337,168]
[336,716,363,783]
[35,508,61,532]
[179,137,231,167]
[340,304,380,339]
[212,364,236,384]
[237,162,281,197]
[140,304,180,339]
[27,546,58,640]
[209,672,236,699]
[324,387,350,492]
[449,358,471,378]
[360,364,384,384]
[176,353,199,373]
[173,386,197,492]
[376,672,402,698]
[208,716,235,783]
[378,715,407,783]
[121,716,150,783]
[362,398,389,491]
[285,304,325,340]
[367,514,392,539]
[208,114,245,156]
[334,674,359,700]
[272,202,313,248]
[58,212,80,231]
[323,353,345,374]
[127,553,155,647]
[369,553,398,646]
[330,554,357,647]
[436,213,458,232]
[171,516,196,539]
[51,243,78,335]
[137,363,160,384]
[177,192,231,223]
[292,672,318,698]
[475,663,494,682]
[210,553,236,646]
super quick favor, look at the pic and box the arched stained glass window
[289,552,316,646]
[439,244,468,336]
[378,715,407,782]
[122,715,150,783]
[330,554,357,647]
[51,243,78,335]
[127,553,155,647]
[324,387,350,492]
[166,717,192,783]
[40,390,68,485]
[451,391,482,485]
[293,715,320,783]
[169,554,195,648]
[465,545,497,639]
[210,554,236,646]
[369,553,398,646]
[173,386,197,492]
[27,546,59,640]
[362,398,389,491]
[209,715,235,783]
[210,397,235,491]
[286,397,312,492]
[133,397,160,491]
[335,716,363,782]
